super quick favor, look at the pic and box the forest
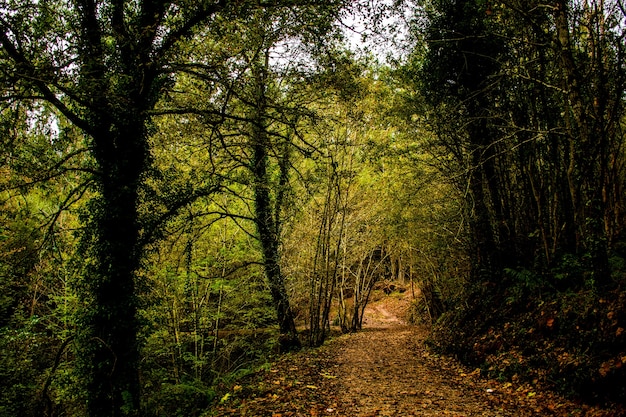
[1,0,625,416]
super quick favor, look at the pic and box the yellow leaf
[527,392,536,397]
[305,385,318,390]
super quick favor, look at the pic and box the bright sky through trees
[340,0,413,61]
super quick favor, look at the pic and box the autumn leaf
[599,361,612,377]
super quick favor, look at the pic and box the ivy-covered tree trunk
[77,117,148,416]
[249,51,300,352]
[71,3,156,413]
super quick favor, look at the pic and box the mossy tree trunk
[249,49,300,352]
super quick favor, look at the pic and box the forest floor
[210,291,624,416]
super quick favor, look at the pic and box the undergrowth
[429,253,626,406]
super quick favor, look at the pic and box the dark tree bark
[552,0,611,285]
[249,50,300,352]
[77,121,148,416]
[419,0,507,282]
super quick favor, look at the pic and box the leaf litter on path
[210,295,623,416]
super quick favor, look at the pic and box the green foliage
[3,0,395,414]
[503,267,544,305]
[2,0,623,413]
[0,173,83,416]
[138,210,283,416]
[0,325,43,417]
[0,319,81,416]
[143,381,216,417]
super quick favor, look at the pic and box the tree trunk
[252,141,300,350]
[553,0,610,285]
[467,138,499,282]
[250,52,300,352]
[77,120,148,417]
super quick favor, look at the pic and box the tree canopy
[1,0,626,415]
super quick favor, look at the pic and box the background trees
[403,0,626,402]
[2,0,625,414]
[1,0,346,415]
[166,4,348,350]
[412,0,626,286]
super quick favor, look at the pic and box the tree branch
[0,20,91,132]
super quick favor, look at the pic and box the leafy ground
[210,292,624,416]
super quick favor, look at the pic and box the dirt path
[330,326,504,416]
[212,295,621,417]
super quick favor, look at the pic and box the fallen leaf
[599,361,612,377]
